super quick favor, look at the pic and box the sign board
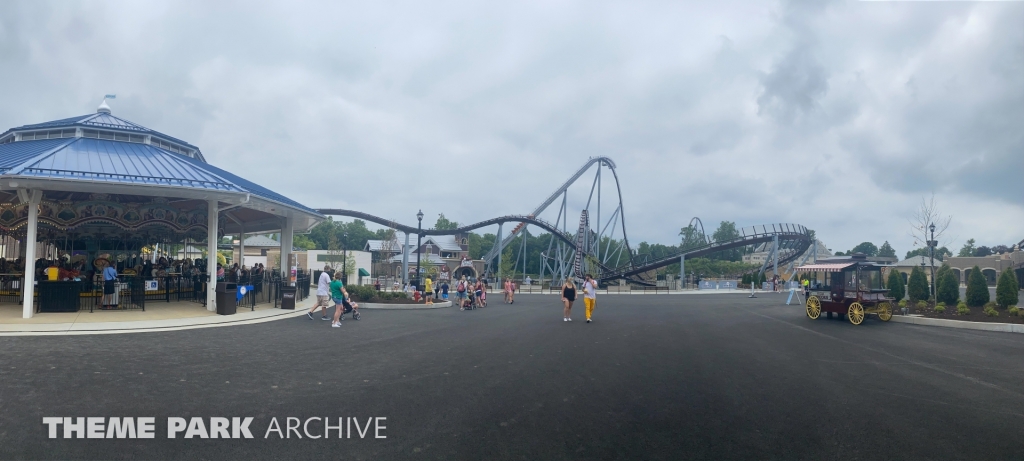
[145,280,159,291]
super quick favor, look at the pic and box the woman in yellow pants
[583,274,597,323]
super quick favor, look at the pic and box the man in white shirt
[307,266,333,321]
[583,274,597,323]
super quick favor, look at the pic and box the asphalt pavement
[1,293,1023,460]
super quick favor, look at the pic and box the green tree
[886,270,905,301]
[907,266,929,303]
[850,242,878,256]
[497,248,515,279]
[878,241,896,258]
[905,246,951,261]
[995,268,1019,308]
[679,225,706,250]
[935,264,959,305]
[711,221,741,261]
[433,213,459,230]
[293,234,316,250]
[958,239,976,257]
[965,265,989,307]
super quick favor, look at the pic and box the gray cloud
[0,0,1021,255]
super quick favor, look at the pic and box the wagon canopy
[795,262,856,273]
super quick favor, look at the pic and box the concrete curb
[890,315,1024,334]
[358,300,451,310]
[0,308,310,337]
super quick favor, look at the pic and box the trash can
[280,285,297,310]
[216,282,237,315]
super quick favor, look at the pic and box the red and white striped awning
[795,262,856,273]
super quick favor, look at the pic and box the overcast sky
[1,0,1021,257]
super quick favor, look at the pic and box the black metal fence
[2,271,305,313]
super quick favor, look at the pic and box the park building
[365,232,486,283]
[890,251,1024,287]
[0,100,324,319]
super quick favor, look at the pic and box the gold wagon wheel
[877,301,892,322]
[848,302,865,325]
[806,296,821,320]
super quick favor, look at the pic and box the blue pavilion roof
[0,112,322,219]
[4,113,197,150]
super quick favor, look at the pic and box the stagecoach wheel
[805,296,821,320]
[848,302,865,325]
[877,302,892,322]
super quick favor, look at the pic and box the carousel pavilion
[0,99,323,318]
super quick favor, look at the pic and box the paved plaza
[1,293,1022,460]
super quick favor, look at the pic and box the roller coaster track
[315,209,579,249]
[600,224,812,282]
[480,156,632,264]
[317,158,814,286]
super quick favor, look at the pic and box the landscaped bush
[965,265,989,307]
[898,299,907,309]
[886,270,905,301]
[935,264,959,306]
[1008,306,1020,317]
[345,284,409,302]
[996,268,1020,308]
[934,304,946,313]
[984,305,999,317]
[957,303,970,315]
[908,266,929,303]
[916,300,928,311]
[984,301,997,310]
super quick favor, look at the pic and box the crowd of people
[305,267,604,328]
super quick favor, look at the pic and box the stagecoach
[796,254,894,325]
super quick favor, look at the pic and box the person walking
[561,278,577,322]
[474,278,486,308]
[102,262,118,309]
[424,277,433,305]
[456,276,468,310]
[441,280,449,301]
[330,272,350,328]
[582,274,597,323]
[307,265,333,321]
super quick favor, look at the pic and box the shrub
[908,266,929,303]
[934,304,946,313]
[984,305,999,317]
[345,284,409,302]
[965,265,989,307]
[996,268,1020,308]
[1009,306,1020,317]
[886,270,905,301]
[957,303,970,315]
[935,265,959,306]
[984,301,997,310]
[898,299,907,309]
[916,300,928,311]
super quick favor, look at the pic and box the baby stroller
[463,291,477,310]
[337,299,361,320]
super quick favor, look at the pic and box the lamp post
[342,232,348,285]
[426,243,432,281]
[415,210,423,291]
[928,222,936,299]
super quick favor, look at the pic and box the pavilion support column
[22,190,41,319]
[238,225,245,268]
[281,217,294,282]
[402,233,410,286]
[207,200,219,312]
